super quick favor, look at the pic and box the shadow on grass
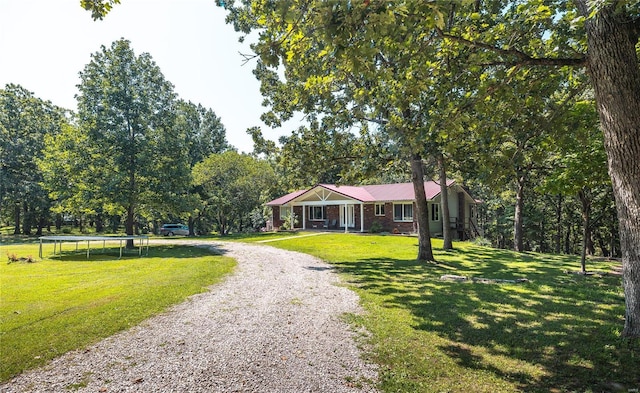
[0,235,40,245]
[44,244,229,262]
[333,248,639,392]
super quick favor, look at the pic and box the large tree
[0,84,65,235]
[76,39,189,246]
[433,0,640,338]
[575,1,640,338]
[175,100,231,235]
[457,68,576,252]
[543,100,611,273]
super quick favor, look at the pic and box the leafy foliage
[0,84,66,235]
[192,151,276,235]
[75,39,191,238]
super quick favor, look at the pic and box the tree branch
[435,28,586,68]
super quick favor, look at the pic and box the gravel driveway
[1,241,378,393]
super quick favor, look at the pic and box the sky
[0,0,295,152]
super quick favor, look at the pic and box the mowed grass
[265,233,640,393]
[0,242,235,382]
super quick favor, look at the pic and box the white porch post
[360,203,364,232]
[344,203,348,233]
[290,205,295,229]
[302,204,306,230]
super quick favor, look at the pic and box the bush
[280,213,298,231]
[472,237,492,247]
[369,220,383,234]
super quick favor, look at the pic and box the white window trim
[431,203,440,221]
[279,206,291,220]
[393,203,413,222]
[374,203,385,216]
[309,206,325,221]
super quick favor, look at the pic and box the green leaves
[75,39,190,228]
[80,0,121,20]
[192,151,276,233]
[1,84,66,233]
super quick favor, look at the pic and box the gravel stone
[1,241,378,393]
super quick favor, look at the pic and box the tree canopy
[0,84,66,235]
[192,151,276,235]
[217,0,640,336]
[74,39,189,245]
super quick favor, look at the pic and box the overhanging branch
[436,28,586,68]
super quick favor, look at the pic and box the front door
[340,204,355,228]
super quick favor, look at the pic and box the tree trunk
[495,206,505,249]
[539,218,546,254]
[125,204,135,248]
[578,1,640,337]
[594,230,610,258]
[555,194,562,254]
[611,209,619,258]
[13,202,20,235]
[411,154,435,261]
[36,215,45,236]
[188,215,196,236]
[438,153,453,250]
[219,213,227,236]
[578,189,591,274]
[95,214,104,233]
[22,201,31,236]
[513,174,525,252]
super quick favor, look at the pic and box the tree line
[0,39,278,242]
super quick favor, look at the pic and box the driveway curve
[2,241,378,393]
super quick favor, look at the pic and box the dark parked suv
[160,224,189,236]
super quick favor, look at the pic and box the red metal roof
[318,184,377,202]
[266,180,456,205]
[265,189,308,206]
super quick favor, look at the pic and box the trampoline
[38,235,149,259]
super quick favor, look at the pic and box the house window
[393,203,413,222]
[279,206,291,220]
[374,203,385,216]
[431,203,440,221]
[309,206,325,220]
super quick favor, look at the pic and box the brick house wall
[271,205,304,229]
[272,206,283,228]
[272,202,419,233]
[363,202,416,233]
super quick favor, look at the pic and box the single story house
[266,181,480,239]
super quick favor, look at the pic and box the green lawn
[262,233,639,393]
[2,232,638,391]
[0,242,235,382]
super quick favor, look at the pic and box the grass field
[2,231,638,391]
[260,233,639,392]
[0,242,235,382]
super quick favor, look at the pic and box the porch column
[290,204,295,229]
[302,204,306,230]
[344,203,348,233]
[360,203,364,232]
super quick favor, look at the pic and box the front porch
[292,203,366,233]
